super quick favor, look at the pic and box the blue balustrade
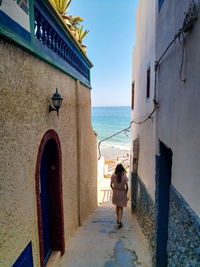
[34,2,90,83]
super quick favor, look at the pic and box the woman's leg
[116,206,119,222]
[118,207,123,223]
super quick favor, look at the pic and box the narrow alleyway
[60,179,152,267]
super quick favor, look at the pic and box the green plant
[77,25,89,43]
[51,0,72,15]
[68,15,84,30]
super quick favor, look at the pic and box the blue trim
[159,0,165,11]
[12,242,34,267]
[35,40,90,87]
[0,11,31,42]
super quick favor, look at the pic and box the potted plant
[67,15,84,39]
[50,0,89,53]
[68,15,84,29]
[50,0,72,15]
[81,44,87,54]
[76,25,89,53]
[77,26,89,44]
[50,0,72,26]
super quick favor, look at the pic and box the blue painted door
[155,142,172,267]
[40,149,52,265]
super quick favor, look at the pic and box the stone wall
[131,173,138,210]
[0,38,97,267]
[168,186,200,266]
[136,177,156,264]
[131,138,139,210]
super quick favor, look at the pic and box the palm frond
[77,25,89,42]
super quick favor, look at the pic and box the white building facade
[131,0,200,266]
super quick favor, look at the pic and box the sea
[91,106,131,161]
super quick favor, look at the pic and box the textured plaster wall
[0,38,97,267]
[156,0,200,217]
[77,83,98,223]
[131,0,156,200]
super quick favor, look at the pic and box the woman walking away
[110,163,129,229]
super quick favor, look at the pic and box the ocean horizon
[91,106,131,160]
[92,105,131,107]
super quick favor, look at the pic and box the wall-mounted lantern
[49,88,63,115]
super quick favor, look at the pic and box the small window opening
[146,67,150,99]
[132,82,135,110]
[159,0,165,11]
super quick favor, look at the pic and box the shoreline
[102,149,130,162]
[100,143,130,161]
[98,144,130,179]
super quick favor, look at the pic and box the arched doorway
[35,130,65,267]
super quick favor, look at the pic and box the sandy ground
[101,147,130,162]
[60,179,152,267]
[100,145,130,179]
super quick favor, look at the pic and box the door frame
[35,129,65,267]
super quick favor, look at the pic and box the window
[159,0,165,11]
[146,67,151,99]
[132,82,135,110]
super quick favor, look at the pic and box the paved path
[60,201,152,267]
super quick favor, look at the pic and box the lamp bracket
[49,105,59,115]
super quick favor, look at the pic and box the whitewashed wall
[156,0,200,217]
[131,0,156,200]
[0,0,30,31]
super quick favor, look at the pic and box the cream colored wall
[131,0,156,200]
[77,83,98,223]
[0,39,97,267]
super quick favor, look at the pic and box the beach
[100,143,130,161]
[92,106,131,178]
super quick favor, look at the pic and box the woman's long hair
[115,164,126,183]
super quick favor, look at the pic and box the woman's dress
[111,174,128,207]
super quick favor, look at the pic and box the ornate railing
[0,0,92,87]
[34,3,90,82]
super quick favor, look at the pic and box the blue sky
[69,0,139,106]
